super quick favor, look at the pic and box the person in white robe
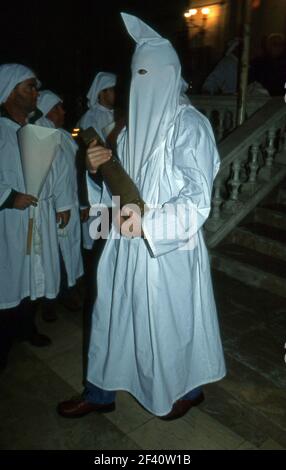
[36,90,83,293]
[77,72,117,250]
[58,13,226,419]
[0,64,74,367]
[77,72,116,140]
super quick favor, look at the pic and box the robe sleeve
[53,150,74,212]
[0,184,12,207]
[142,112,220,258]
[0,189,17,210]
[87,172,112,207]
[0,134,13,206]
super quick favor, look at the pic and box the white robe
[0,117,74,309]
[77,104,114,249]
[36,117,83,286]
[87,105,226,416]
[78,103,114,140]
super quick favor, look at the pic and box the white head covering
[37,90,62,116]
[87,72,116,108]
[0,63,40,104]
[121,12,181,180]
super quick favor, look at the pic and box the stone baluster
[275,121,286,164]
[205,108,212,122]
[224,160,243,213]
[243,141,260,194]
[217,109,225,141]
[260,127,276,180]
[205,177,224,232]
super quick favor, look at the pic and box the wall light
[184,8,198,18]
[202,7,210,15]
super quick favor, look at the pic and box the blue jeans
[84,381,202,404]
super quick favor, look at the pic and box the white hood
[0,63,40,104]
[87,72,116,108]
[37,90,62,116]
[121,12,181,181]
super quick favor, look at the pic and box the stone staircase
[211,182,286,298]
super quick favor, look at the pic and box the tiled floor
[0,270,285,450]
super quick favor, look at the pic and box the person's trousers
[84,380,202,405]
[0,298,38,364]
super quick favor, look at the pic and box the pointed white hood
[121,12,181,180]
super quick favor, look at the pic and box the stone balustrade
[204,97,286,247]
[191,94,270,141]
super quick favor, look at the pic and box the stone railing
[204,97,286,248]
[191,95,270,141]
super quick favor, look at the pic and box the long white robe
[87,105,226,416]
[78,104,114,250]
[36,117,83,286]
[0,117,74,309]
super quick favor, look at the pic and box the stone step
[255,206,286,231]
[260,203,286,215]
[228,222,286,262]
[211,244,286,298]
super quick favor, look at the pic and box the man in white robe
[77,71,116,141]
[58,14,226,419]
[0,64,74,368]
[36,90,83,300]
[77,72,116,251]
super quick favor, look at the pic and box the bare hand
[13,192,38,210]
[56,210,70,229]
[86,139,112,174]
[80,207,90,223]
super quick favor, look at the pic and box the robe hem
[87,371,226,416]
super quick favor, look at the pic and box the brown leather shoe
[57,395,115,418]
[161,392,205,421]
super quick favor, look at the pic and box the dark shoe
[57,395,116,418]
[28,332,52,347]
[161,392,205,421]
[60,287,83,312]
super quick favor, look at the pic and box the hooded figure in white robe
[86,14,226,416]
[36,90,83,287]
[77,72,116,141]
[0,65,74,309]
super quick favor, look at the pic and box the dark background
[0,0,188,126]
